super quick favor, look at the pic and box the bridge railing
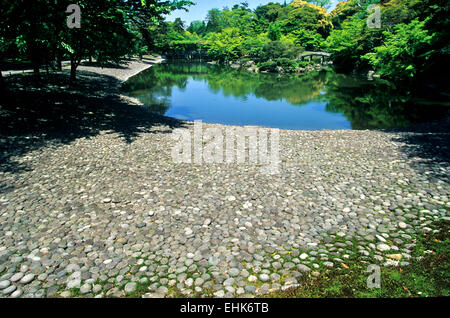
[298,52,331,64]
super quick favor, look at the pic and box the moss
[263,220,450,298]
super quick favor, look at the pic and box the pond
[122,61,448,130]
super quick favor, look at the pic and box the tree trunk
[70,62,77,82]
[29,41,41,81]
[70,55,79,82]
[32,62,40,81]
[0,70,5,92]
[56,50,62,71]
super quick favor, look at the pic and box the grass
[263,220,449,298]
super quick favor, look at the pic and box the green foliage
[187,20,207,36]
[363,19,435,80]
[282,3,332,37]
[205,8,226,33]
[326,0,449,83]
[241,34,270,59]
[325,15,383,71]
[261,40,298,61]
[258,60,278,72]
[172,18,185,33]
[255,2,286,24]
[0,0,194,81]
[297,60,316,68]
[291,29,324,51]
[156,0,331,69]
[205,28,244,62]
[268,22,282,41]
[221,6,257,35]
[259,58,297,73]
[2,0,447,84]
[306,0,332,9]
[255,2,292,34]
[329,0,361,29]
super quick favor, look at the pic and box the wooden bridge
[298,52,331,64]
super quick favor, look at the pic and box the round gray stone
[11,289,23,298]
[259,274,270,282]
[377,244,391,252]
[228,268,240,277]
[0,280,11,289]
[244,285,257,293]
[10,272,24,283]
[213,290,225,298]
[2,285,17,295]
[20,274,35,284]
[124,282,137,293]
[80,284,92,294]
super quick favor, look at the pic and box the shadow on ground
[0,69,186,176]
[80,61,131,70]
[387,118,450,183]
[79,56,160,71]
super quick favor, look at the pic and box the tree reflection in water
[123,61,448,130]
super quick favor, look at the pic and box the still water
[123,62,448,130]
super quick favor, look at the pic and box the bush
[241,34,270,60]
[268,22,282,41]
[261,40,298,60]
[296,60,316,68]
[362,19,434,81]
[258,58,297,73]
[258,60,278,72]
[205,28,244,62]
[275,58,296,72]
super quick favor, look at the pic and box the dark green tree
[268,22,282,41]
[187,20,207,36]
[173,18,185,33]
[206,9,226,33]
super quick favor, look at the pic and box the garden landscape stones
[0,281,11,290]
[20,274,35,284]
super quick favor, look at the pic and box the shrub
[258,60,278,72]
[258,58,297,73]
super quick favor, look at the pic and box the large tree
[1,0,58,81]
[0,0,194,84]
[62,0,194,81]
[205,8,226,33]
[363,19,435,81]
[187,20,207,36]
[205,28,244,63]
[282,0,332,37]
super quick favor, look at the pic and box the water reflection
[123,62,448,130]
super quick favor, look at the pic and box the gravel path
[0,59,449,298]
